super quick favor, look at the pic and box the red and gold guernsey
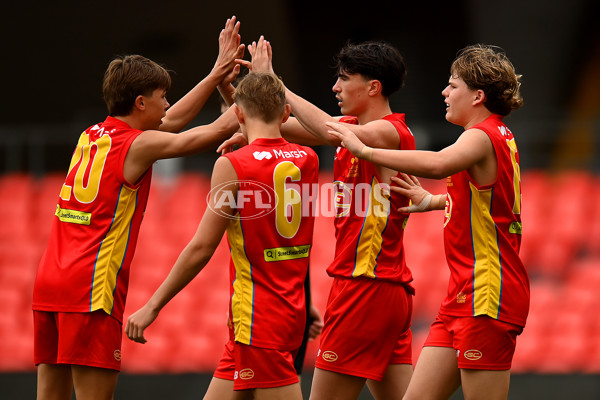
[222,138,319,351]
[33,116,151,323]
[328,114,415,287]
[441,114,530,327]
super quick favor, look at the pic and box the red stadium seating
[1,170,599,375]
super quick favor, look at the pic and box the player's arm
[158,16,244,133]
[245,36,399,149]
[285,89,400,150]
[235,36,325,146]
[216,68,239,108]
[125,156,237,344]
[124,107,239,183]
[327,122,493,179]
[280,116,331,146]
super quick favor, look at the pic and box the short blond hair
[451,44,523,116]
[233,72,286,123]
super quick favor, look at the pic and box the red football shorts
[315,276,413,381]
[33,310,122,371]
[424,314,524,370]
[213,340,299,390]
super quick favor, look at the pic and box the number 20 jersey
[33,117,152,323]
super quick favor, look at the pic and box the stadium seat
[0,173,34,242]
[511,325,542,372]
[520,170,555,274]
[2,170,600,375]
[410,328,430,364]
[581,331,600,373]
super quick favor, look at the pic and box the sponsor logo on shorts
[321,351,338,362]
[113,350,121,361]
[239,368,255,380]
[464,349,482,361]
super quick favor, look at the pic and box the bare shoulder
[456,128,493,152]
[356,118,400,149]
[128,129,170,154]
[211,156,238,185]
[123,129,173,184]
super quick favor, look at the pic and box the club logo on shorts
[463,349,482,361]
[113,350,121,361]
[322,351,338,362]
[239,368,255,380]
[456,291,466,304]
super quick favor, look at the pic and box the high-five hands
[213,16,246,78]
[236,35,274,74]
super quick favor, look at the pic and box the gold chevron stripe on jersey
[469,182,502,318]
[90,185,138,314]
[353,176,390,278]
[227,218,254,345]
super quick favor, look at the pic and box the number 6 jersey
[33,117,152,323]
[222,137,319,351]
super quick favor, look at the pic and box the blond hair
[451,44,523,116]
[233,72,286,123]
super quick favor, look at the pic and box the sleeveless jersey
[440,114,529,327]
[222,137,319,351]
[33,116,152,323]
[327,114,415,287]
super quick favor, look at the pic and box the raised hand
[213,16,246,79]
[248,35,274,73]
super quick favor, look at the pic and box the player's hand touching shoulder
[327,119,399,154]
[326,121,368,157]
